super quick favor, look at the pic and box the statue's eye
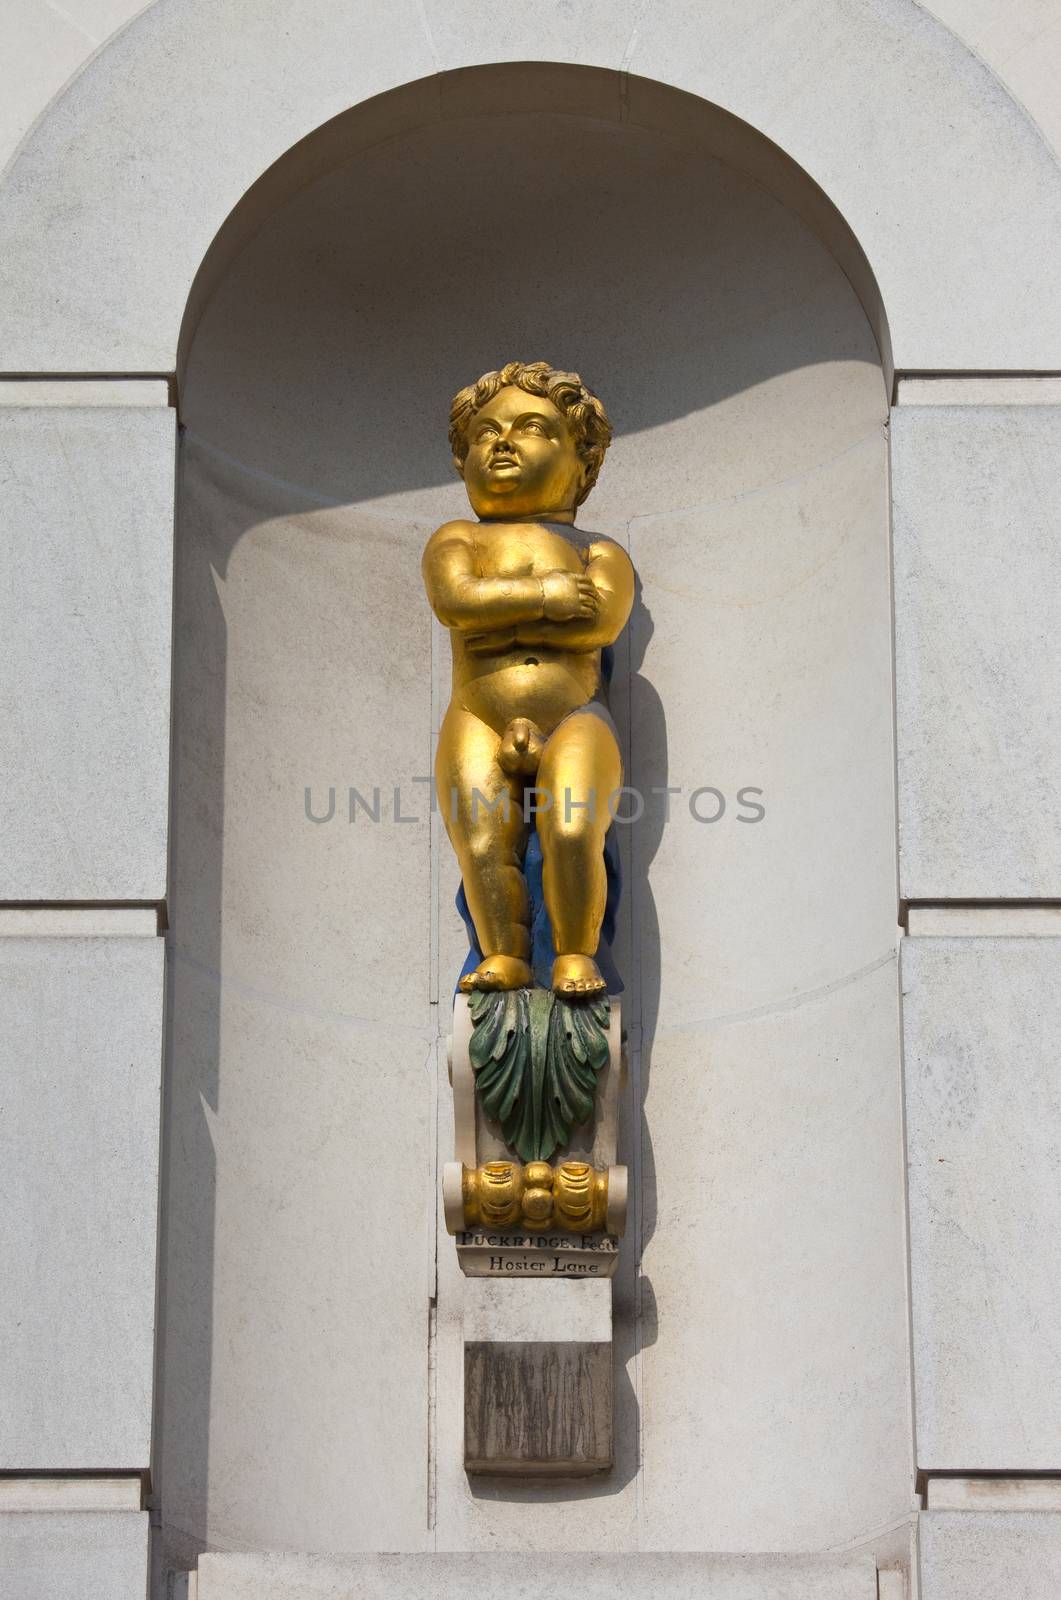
[475,423,499,441]
[523,419,546,435]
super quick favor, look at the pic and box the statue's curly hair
[449,360,612,508]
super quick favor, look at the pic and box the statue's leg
[536,710,622,997]
[436,705,532,991]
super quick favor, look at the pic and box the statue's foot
[552,954,607,998]
[459,955,534,993]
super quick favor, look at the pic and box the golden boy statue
[423,361,634,999]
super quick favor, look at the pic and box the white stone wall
[892,400,1061,899]
[922,0,1061,154]
[903,938,1061,1471]
[0,385,174,900]
[3,0,1061,372]
[0,377,170,1592]
[0,0,146,169]
[893,379,1061,1594]
[4,0,1060,176]
[5,4,1061,1598]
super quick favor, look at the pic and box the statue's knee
[464,830,496,869]
[541,805,603,851]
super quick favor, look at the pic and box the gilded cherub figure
[423,361,634,998]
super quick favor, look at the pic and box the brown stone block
[463,1340,612,1476]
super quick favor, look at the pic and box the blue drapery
[455,819,623,993]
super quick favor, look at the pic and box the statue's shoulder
[429,517,477,540]
[571,522,619,547]
[423,518,478,554]
[578,528,633,564]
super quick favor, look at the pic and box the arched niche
[158,61,909,1571]
[175,65,892,392]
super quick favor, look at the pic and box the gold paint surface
[423,362,634,998]
[460,1160,610,1234]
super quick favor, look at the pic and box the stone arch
[1,0,1060,375]
[173,64,894,392]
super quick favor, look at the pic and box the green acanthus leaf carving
[468,987,611,1163]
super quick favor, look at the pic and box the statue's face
[461,386,586,520]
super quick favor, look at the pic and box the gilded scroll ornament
[461,1160,610,1234]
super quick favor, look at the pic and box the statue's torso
[451,520,602,734]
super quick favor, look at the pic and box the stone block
[906,907,1061,936]
[463,1278,612,1342]
[0,379,169,406]
[0,0,101,169]
[462,1280,612,1473]
[0,400,175,900]
[920,1511,1061,1600]
[892,405,1061,899]
[926,1478,1061,1511]
[903,937,1061,1469]
[0,1510,148,1600]
[464,1340,612,1475]
[0,938,164,1469]
[896,377,1061,406]
[196,1551,879,1600]
[0,0,148,171]
[0,908,157,936]
[0,1478,141,1511]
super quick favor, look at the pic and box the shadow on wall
[175,108,880,508]
[155,78,885,1560]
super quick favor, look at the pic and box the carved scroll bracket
[444,991,626,1278]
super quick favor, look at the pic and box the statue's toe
[552,954,606,998]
